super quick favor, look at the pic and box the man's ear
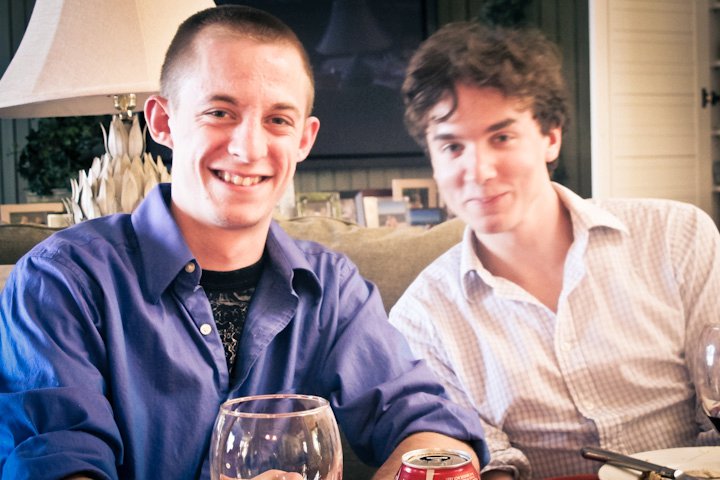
[545,126,562,164]
[297,116,320,163]
[144,95,173,150]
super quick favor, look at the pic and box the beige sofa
[0,216,465,311]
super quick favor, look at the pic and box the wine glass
[694,324,720,432]
[209,394,343,480]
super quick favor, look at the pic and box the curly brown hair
[402,22,568,148]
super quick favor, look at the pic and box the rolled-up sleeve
[0,256,122,479]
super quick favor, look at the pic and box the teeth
[218,170,261,186]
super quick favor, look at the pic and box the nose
[227,119,267,163]
[463,144,497,184]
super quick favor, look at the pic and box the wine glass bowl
[694,324,720,432]
[210,394,343,480]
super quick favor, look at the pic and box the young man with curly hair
[390,22,720,480]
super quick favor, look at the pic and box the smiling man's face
[157,27,319,235]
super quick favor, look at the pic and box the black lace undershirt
[200,256,264,374]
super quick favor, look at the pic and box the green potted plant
[17,115,109,199]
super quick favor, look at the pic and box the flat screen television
[214,0,429,163]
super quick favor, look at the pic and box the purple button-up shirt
[0,184,488,479]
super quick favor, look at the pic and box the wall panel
[590,0,707,212]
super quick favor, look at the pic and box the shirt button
[185,262,196,273]
[561,341,573,352]
[200,323,212,336]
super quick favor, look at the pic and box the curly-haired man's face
[425,84,561,235]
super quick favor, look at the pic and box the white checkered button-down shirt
[389,184,720,480]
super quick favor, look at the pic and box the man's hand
[371,432,481,480]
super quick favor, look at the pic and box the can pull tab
[419,454,452,465]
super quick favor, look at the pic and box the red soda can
[396,448,480,480]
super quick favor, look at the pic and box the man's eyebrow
[486,118,516,132]
[430,117,517,142]
[206,94,237,105]
[205,95,301,116]
[430,132,458,142]
[270,102,302,115]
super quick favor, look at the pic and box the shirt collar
[459,182,629,296]
[553,182,627,234]
[264,221,322,296]
[130,185,322,301]
[131,183,195,301]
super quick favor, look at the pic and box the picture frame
[0,202,65,225]
[295,192,342,218]
[338,190,359,224]
[375,198,410,228]
[408,208,445,227]
[353,188,392,226]
[391,178,439,209]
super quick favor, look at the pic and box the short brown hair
[160,5,315,112]
[402,22,568,148]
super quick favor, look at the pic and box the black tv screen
[214,0,427,160]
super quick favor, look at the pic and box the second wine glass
[695,324,720,432]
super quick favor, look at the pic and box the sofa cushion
[278,216,464,311]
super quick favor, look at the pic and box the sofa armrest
[0,224,57,264]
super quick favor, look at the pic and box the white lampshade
[0,0,215,119]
